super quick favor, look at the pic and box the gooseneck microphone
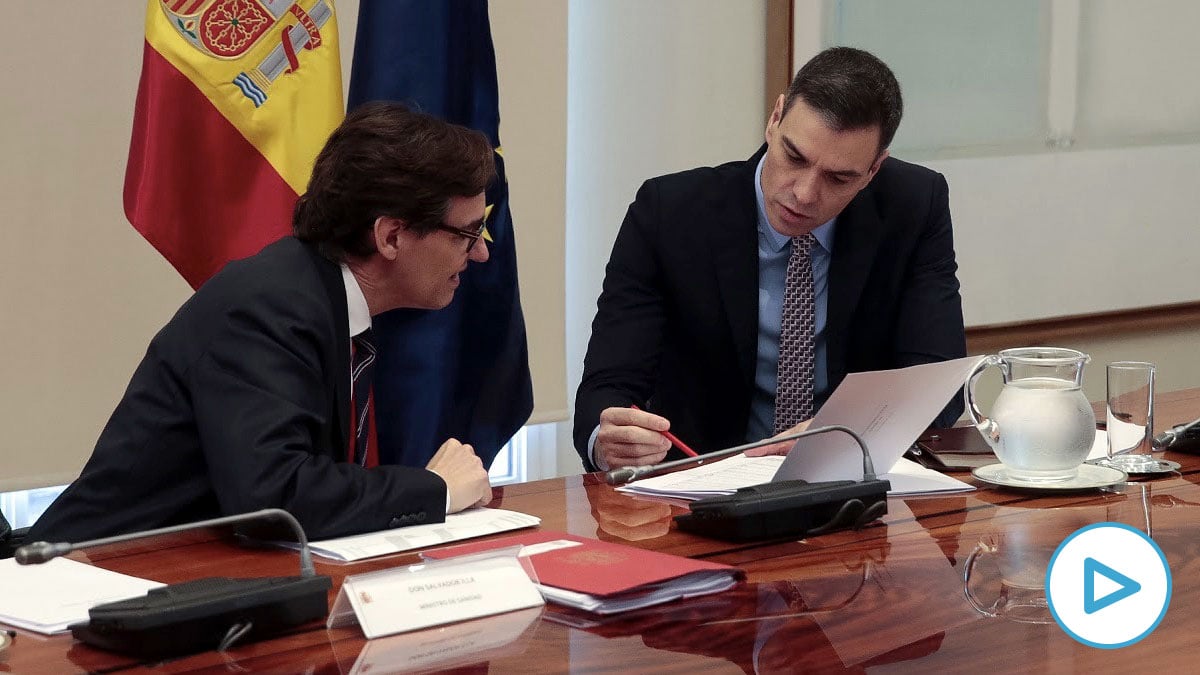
[17,508,317,576]
[605,425,875,485]
[604,425,891,542]
[15,508,331,659]
[1153,415,1200,450]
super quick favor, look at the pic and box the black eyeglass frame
[435,220,487,251]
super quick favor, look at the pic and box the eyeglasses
[436,219,487,252]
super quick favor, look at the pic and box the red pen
[630,404,699,457]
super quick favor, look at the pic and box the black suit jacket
[574,149,966,470]
[29,238,446,542]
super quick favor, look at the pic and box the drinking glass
[1105,362,1157,472]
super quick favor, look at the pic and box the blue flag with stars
[348,0,533,468]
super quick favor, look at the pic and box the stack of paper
[617,453,972,501]
[617,358,989,501]
[279,507,541,562]
[423,531,744,615]
[617,454,785,500]
[0,557,163,634]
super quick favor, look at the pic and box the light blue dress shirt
[746,155,836,442]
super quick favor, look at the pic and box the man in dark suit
[575,47,966,471]
[30,103,496,542]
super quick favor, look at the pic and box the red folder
[422,530,743,598]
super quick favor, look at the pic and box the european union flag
[348,0,533,467]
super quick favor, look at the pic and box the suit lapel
[826,184,885,385]
[711,152,763,389]
[308,244,352,457]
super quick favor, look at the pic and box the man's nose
[469,238,491,263]
[792,171,820,206]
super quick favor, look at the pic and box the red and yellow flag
[124,0,344,288]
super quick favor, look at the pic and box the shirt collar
[753,154,836,254]
[340,264,372,338]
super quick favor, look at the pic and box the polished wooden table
[6,389,1200,674]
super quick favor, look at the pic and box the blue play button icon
[1047,523,1170,648]
[1084,557,1141,614]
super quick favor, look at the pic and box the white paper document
[538,571,741,615]
[617,358,986,500]
[773,356,987,484]
[0,557,164,634]
[616,454,787,500]
[290,508,541,562]
[883,457,975,495]
[618,453,972,499]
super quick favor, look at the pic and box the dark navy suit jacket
[574,148,967,470]
[30,238,446,542]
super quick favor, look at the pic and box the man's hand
[426,438,492,512]
[594,406,673,469]
[744,419,812,457]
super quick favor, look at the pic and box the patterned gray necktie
[774,234,817,434]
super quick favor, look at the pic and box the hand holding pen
[630,405,699,457]
[593,404,698,470]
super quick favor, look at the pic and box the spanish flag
[124,0,344,289]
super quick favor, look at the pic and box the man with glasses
[575,47,967,472]
[29,103,495,543]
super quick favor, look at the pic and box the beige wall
[557,0,770,475]
[2,4,193,490]
[1,1,567,491]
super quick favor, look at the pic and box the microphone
[1153,415,1200,450]
[15,508,331,659]
[605,425,876,485]
[612,425,891,542]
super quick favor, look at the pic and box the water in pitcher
[989,377,1095,481]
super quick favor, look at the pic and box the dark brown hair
[782,47,903,154]
[293,102,495,261]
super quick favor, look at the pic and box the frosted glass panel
[828,0,1048,153]
[1077,0,1200,141]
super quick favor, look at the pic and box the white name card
[327,548,544,639]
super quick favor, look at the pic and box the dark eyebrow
[782,136,866,179]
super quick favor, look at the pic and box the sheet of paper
[0,557,164,634]
[882,457,975,495]
[538,572,741,614]
[292,507,541,562]
[617,454,972,499]
[615,454,785,500]
[774,356,988,483]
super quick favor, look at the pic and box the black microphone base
[70,575,332,659]
[674,479,890,542]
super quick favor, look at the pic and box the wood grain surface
[7,388,1200,674]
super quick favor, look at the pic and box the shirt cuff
[587,423,610,471]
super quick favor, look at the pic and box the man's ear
[372,216,406,261]
[765,94,785,142]
[868,149,890,178]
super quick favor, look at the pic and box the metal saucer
[1087,456,1181,475]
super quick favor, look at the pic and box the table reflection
[586,483,684,542]
[961,488,1144,624]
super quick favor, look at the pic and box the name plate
[328,548,544,639]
